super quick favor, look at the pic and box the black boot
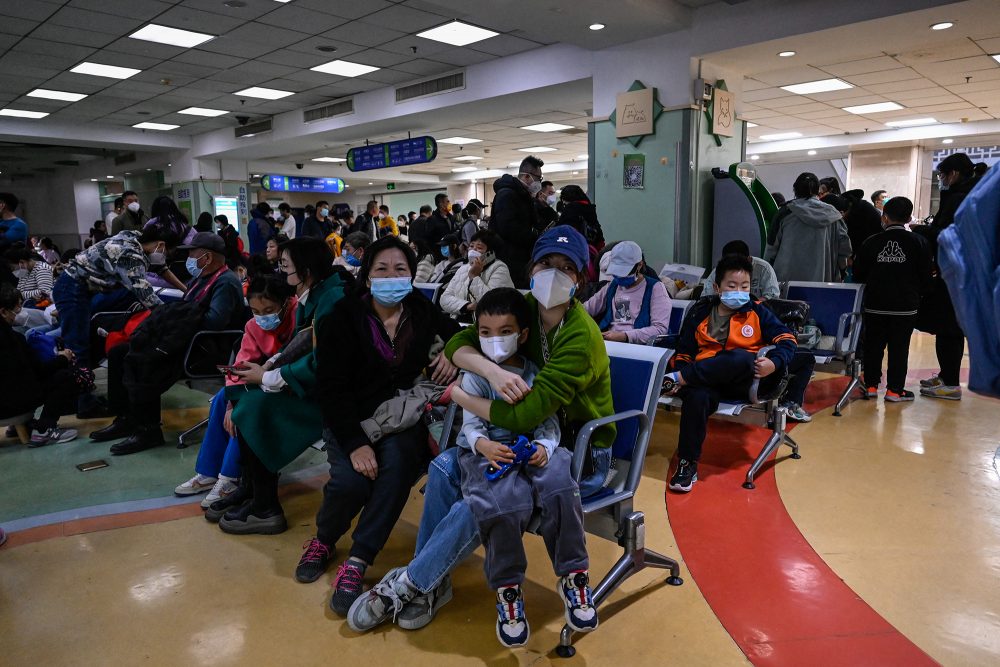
[204,474,252,523]
[90,416,135,442]
[110,425,165,455]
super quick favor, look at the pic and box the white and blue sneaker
[496,585,529,648]
[559,570,598,632]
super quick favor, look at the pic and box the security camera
[236,115,250,126]
[295,163,304,170]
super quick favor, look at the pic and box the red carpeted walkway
[665,378,940,666]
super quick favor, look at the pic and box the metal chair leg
[744,406,789,489]
[833,360,863,417]
[784,433,800,459]
[177,417,208,449]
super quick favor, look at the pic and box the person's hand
[468,256,484,278]
[464,301,477,313]
[754,357,776,378]
[233,361,265,385]
[428,352,458,385]
[57,349,75,363]
[223,407,236,437]
[487,365,531,404]
[350,444,378,480]
[528,446,548,467]
[477,439,514,469]
[602,331,628,342]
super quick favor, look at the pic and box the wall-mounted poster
[615,88,654,138]
[624,154,645,189]
[712,88,736,137]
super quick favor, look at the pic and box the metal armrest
[749,345,789,405]
[183,329,244,378]
[835,310,862,356]
[571,409,648,483]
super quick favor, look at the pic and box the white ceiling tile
[819,56,904,77]
[742,88,797,103]
[896,41,986,65]
[69,0,173,21]
[753,66,831,87]
[974,36,1000,53]
[888,86,950,100]
[843,68,923,87]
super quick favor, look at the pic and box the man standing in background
[112,191,147,234]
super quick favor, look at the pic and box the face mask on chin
[530,268,576,309]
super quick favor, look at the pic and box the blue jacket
[248,212,273,255]
[939,163,1000,398]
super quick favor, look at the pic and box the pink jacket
[226,296,298,386]
[584,277,671,345]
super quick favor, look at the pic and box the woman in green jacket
[210,237,347,534]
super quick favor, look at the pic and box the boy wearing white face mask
[455,287,596,648]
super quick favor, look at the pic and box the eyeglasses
[519,172,542,183]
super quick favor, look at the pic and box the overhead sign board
[347,136,437,172]
[261,175,345,194]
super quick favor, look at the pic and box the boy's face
[714,269,751,294]
[477,312,529,362]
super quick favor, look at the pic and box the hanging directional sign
[260,175,345,194]
[347,136,437,172]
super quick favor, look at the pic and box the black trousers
[35,368,79,431]
[863,313,917,392]
[315,426,429,565]
[106,343,165,427]
[936,334,965,387]
[237,434,280,514]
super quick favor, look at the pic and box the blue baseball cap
[531,225,589,272]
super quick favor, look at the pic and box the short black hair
[246,274,295,304]
[279,237,334,284]
[470,229,497,249]
[114,197,124,208]
[278,202,291,212]
[343,231,372,250]
[721,239,751,258]
[269,233,289,245]
[367,200,379,212]
[793,173,820,198]
[315,200,329,209]
[408,210,416,217]
[475,287,530,331]
[771,191,786,207]
[519,155,544,174]
[974,162,988,178]
[819,177,841,195]
[4,247,35,263]
[138,227,180,249]
[256,202,272,214]
[409,238,433,259]
[870,190,887,205]
[882,196,913,224]
[60,248,80,263]
[419,204,432,214]
[0,282,22,311]
[540,180,553,189]
[122,190,138,200]
[214,214,229,225]
[359,236,417,286]
[824,194,850,213]
[714,254,753,285]
[559,184,588,203]
[434,193,448,207]
[0,192,19,212]
[379,204,389,213]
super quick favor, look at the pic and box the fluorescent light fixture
[106,175,114,178]
[508,161,521,167]
[71,62,141,79]
[27,88,87,102]
[234,86,294,99]
[577,154,589,160]
[518,146,557,152]
[417,21,498,47]
[778,51,796,57]
[747,122,758,128]
[0,108,49,119]
[750,155,760,160]
[438,137,481,145]
[589,24,605,31]
[451,167,478,173]
[178,107,228,117]
[133,122,179,131]
[241,134,255,138]
[842,101,903,114]
[807,150,817,156]
[452,156,483,161]
[310,60,380,77]
[130,24,215,48]
[521,122,574,132]
[90,178,98,182]
[781,78,852,95]
[312,157,346,162]
[885,117,937,127]
[758,132,802,141]
[931,22,953,30]
[942,138,953,144]
[992,54,1000,64]
[572,171,579,175]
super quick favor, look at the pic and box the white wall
[752,160,843,200]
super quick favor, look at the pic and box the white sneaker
[175,474,217,496]
[29,427,78,447]
[201,475,239,508]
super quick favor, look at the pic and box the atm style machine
[711,162,779,259]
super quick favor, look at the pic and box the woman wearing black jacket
[0,283,79,446]
[300,236,461,616]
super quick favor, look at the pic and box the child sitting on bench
[456,287,597,648]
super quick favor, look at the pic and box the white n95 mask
[480,333,519,364]
[530,268,576,309]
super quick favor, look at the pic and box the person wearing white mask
[439,230,513,321]
[111,191,148,235]
[346,226,614,636]
[535,180,559,228]
[488,155,544,288]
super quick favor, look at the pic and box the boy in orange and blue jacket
[664,255,813,493]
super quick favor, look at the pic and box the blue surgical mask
[185,255,203,278]
[320,208,330,217]
[342,248,362,267]
[616,275,637,288]
[370,276,412,306]
[254,312,281,331]
[440,246,450,258]
[720,290,751,309]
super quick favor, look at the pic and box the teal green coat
[230,274,346,471]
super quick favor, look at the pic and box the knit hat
[531,225,589,272]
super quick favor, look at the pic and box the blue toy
[485,435,536,482]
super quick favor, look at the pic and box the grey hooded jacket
[764,197,852,283]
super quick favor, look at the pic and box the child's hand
[754,357,776,378]
[477,439,515,469]
[528,446,548,467]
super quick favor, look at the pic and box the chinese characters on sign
[347,136,438,172]
[260,175,345,194]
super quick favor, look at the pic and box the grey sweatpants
[458,446,589,589]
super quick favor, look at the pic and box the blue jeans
[407,448,481,593]
[194,389,241,479]
[51,272,92,361]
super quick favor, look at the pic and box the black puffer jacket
[0,320,69,418]
[489,174,539,288]
[558,200,605,247]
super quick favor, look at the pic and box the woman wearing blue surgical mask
[333,231,372,278]
[428,232,464,285]
[584,240,672,344]
[303,236,462,615]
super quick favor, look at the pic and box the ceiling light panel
[521,123,574,132]
[178,107,228,117]
[518,146,557,152]
[26,89,87,102]
[312,157,346,162]
[451,167,478,173]
[0,108,49,119]
[885,117,937,127]
[758,132,803,141]
[452,156,483,161]
[842,102,904,114]
[417,21,498,47]
[438,137,481,145]
[130,24,215,48]
[781,79,853,95]
[234,87,294,99]
[70,62,142,79]
[133,122,179,130]
[310,60,380,77]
